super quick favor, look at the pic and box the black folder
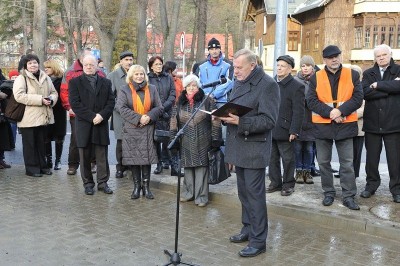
[210,102,252,117]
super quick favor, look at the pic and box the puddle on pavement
[370,204,400,223]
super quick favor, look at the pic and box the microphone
[201,76,227,88]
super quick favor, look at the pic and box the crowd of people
[0,38,399,258]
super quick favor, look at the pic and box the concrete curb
[150,178,400,243]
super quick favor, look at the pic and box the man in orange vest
[306,45,363,210]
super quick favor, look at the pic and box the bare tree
[82,0,129,70]
[137,0,149,67]
[195,0,207,63]
[159,0,181,61]
[33,0,47,66]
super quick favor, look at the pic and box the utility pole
[273,0,288,76]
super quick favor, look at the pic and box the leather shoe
[41,169,52,175]
[266,185,281,193]
[310,169,320,177]
[115,170,123,178]
[281,187,294,196]
[229,233,249,243]
[343,198,360,210]
[238,246,266,257]
[98,184,113,194]
[26,172,43,177]
[393,194,400,203]
[360,190,374,198]
[322,196,334,206]
[67,167,77,175]
[0,160,11,168]
[84,187,94,195]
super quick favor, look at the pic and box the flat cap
[322,45,341,58]
[119,51,134,60]
[277,55,295,68]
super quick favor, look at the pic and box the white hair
[374,44,392,57]
[183,74,201,88]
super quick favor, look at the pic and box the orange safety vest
[312,68,358,124]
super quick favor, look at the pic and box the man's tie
[380,68,386,79]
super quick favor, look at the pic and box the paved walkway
[0,164,399,266]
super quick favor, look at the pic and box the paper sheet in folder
[200,102,252,117]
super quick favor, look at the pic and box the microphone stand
[163,85,217,266]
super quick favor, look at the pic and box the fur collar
[178,89,205,106]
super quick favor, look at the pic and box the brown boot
[295,169,304,184]
[304,170,314,184]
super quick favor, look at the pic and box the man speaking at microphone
[218,49,280,257]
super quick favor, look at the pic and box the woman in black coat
[0,79,15,169]
[148,56,176,174]
[44,60,67,170]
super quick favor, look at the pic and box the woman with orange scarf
[116,65,163,200]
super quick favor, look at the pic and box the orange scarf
[129,83,151,115]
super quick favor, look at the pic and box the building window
[288,31,299,51]
[314,29,319,50]
[373,26,379,47]
[263,15,267,35]
[354,27,362,48]
[388,26,394,47]
[380,26,386,44]
[305,31,310,51]
[365,26,371,48]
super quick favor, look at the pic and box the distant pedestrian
[69,54,115,195]
[307,45,363,210]
[361,44,400,203]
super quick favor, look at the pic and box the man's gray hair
[233,48,257,64]
[374,44,392,56]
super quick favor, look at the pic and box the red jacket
[60,60,105,117]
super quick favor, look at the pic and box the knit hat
[119,51,134,60]
[277,55,295,68]
[300,55,315,67]
[8,69,19,79]
[207,38,221,50]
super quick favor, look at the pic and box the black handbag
[154,129,170,143]
[4,77,27,122]
[208,148,230,185]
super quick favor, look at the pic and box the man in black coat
[361,44,400,203]
[307,45,363,210]
[267,55,305,196]
[219,49,280,258]
[69,54,115,195]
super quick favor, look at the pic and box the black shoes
[322,196,334,206]
[85,187,94,195]
[26,172,42,177]
[238,246,266,257]
[162,162,170,169]
[281,187,294,196]
[115,170,124,179]
[266,185,281,193]
[360,190,374,198]
[343,198,360,210]
[98,184,113,194]
[41,169,52,175]
[393,194,400,203]
[310,169,320,177]
[229,233,249,243]
[54,160,61,170]
[67,167,77,175]
[154,163,162,174]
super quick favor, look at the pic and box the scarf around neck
[128,81,151,115]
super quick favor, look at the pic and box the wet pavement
[1,163,400,266]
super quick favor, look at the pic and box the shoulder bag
[4,77,27,122]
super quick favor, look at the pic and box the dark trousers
[20,126,48,174]
[353,136,364,178]
[78,144,110,188]
[156,141,170,165]
[116,139,125,171]
[236,166,267,249]
[269,140,295,189]
[68,117,80,169]
[294,140,313,170]
[365,132,400,195]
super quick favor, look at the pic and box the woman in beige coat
[13,54,58,177]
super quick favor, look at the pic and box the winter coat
[362,59,400,134]
[198,54,233,106]
[60,60,105,117]
[148,71,176,131]
[224,66,280,169]
[13,69,58,128]
[47,76,67,139]
[116,82,163,166]
[306,65,363,140]
[170,89,221,168]
[107,66,128,140]
[0,82,14,151]
[68,74,115,147]
[272,74,305,141]
[294,72,316,141]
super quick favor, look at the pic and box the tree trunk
[161,0,181,61]
[195,0,207,63]
[137,0,149,68]
[188,1,199,74]
[33,0,47,67]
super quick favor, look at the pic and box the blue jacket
[198,54,233,106]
